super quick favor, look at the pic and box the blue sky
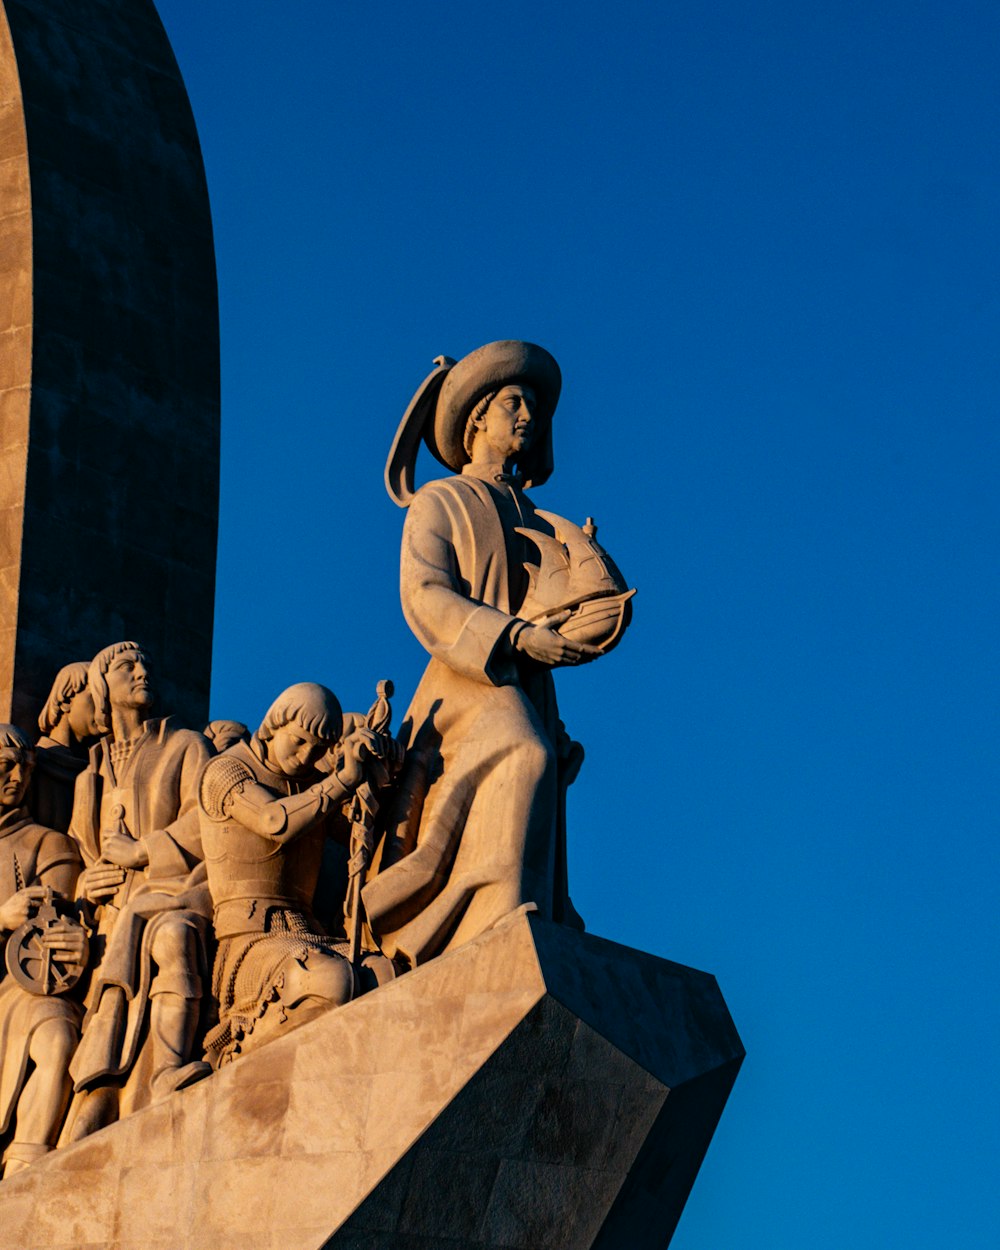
[156,2,998,1244]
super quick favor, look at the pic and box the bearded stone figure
[364,341,634,967]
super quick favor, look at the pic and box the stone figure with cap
[364,341,634,967]
[62,642,214,1142]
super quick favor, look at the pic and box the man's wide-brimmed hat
[385,340,561,507]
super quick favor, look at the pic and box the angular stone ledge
[0,912,743,1250]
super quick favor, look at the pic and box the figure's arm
[67,753,130,901]
[401,485,521,685]
[0,832,82,930]
[226,771,351,841]
[100,733,214,879]
[137,733,214,879]
[68,751,103,867]
[512,609,602,667]
[208,727,399,843]
[198,734,382,845]
[403,484,600,679]
[34,831,83,898]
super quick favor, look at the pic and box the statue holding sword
[197,681,401,1066]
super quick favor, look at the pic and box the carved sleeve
[34,829,83,897]
[143,732,214,881]
[401,483,519,685]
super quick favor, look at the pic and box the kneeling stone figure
[199,682,396,1065]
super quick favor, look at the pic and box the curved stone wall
[0,0,219,730]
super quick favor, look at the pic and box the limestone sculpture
[364,341,635,966]
[31,663,98,834]
[199,682,401,1065]
[62,642,214,1142]
[0,1,744,1236]
[0,725,85,1177]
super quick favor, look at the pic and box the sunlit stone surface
[0,910,742,1249]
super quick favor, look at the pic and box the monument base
[0,911,743,1249]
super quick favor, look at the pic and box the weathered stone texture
[0,911,743,1249]
[0,0,219,731]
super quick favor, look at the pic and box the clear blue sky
[157,2,998,1245]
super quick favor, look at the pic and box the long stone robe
[66,717,211,1115]
[363,464,578,966]
[0,808,82,1134]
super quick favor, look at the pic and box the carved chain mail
[199,755,255,821]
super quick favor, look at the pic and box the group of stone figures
[0,342,634,1178]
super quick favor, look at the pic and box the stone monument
[0,2,743,1247]
[0,0,219,733]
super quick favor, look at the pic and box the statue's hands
[515,613,602,668]
[335,728,404,793]
[0,886,46,932]
[101,831,149,871]
[39,917,88,969]
[78,862,127,903]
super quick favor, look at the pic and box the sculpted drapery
[65,717,212,1127]
[365,342,592,966]
[0,810,81,1138]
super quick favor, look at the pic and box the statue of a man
[31,661,98,833]
[198,683,398,1065]
[0,725,85,1176]
[365,341,630,966]
[63,642,213,1141]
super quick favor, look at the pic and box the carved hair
[0,723,35,763]
[37,661,90,735]
[88,641,147,734]
[256,683,343,746]
[204,720,249,752]
[462,391,497,459]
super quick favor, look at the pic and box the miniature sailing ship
[517,513,636,653]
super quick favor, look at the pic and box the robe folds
[66,718,211,1116]
[364,466,580,967]
[0,809,82,1134]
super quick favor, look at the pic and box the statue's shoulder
[413,474,473,501]
[155,718,211,755]
[410,474,491,517]
[7,811,77,866]
[35,824,81,867]
[199,742,259,821]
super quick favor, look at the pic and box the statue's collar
[461,462,522,487]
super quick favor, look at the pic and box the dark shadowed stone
[0,0,218,730]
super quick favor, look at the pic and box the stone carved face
[473,385,537,464]
[67,687,98,741]
[265,722,330,778]
[104,648,154,714]
[0,749,32,809]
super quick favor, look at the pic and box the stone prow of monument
[0,911,744,1249]
[0,0,219,731]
